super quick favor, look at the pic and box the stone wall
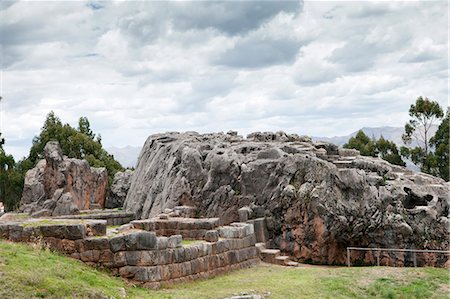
[54,210,135,226]
[131,216,220,240]
[0,217,258,288]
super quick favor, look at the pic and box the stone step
[255,242,266,252]
[260,249,280,263]
[285,261,299,267]
[333,160,354,168]
[274,255,290,265]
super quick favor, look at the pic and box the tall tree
[343,130,376,157]
[430,108,449,181]
[26,111,124,184]
[344,131,405,166]
[401,97,444,173]
[0,133,24,211]
[376,136,405,167]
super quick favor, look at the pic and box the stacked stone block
[131,216,220,240]
[0,218,258,288]
[54,210,135,226]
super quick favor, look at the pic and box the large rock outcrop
[105,170,133,208]
[19,141,108,216]
[124,131,449,265]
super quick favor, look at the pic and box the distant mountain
[312,126,437,148]
[107,146,141,168]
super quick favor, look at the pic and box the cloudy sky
[1,0,448,160]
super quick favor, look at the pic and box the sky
[1,0,449,160]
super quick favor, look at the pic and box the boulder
[106,170,133,208]
[19,141,108,216]
[124,132,449,265]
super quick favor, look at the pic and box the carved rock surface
[124,131,449,265]
[19,141,108,216]
[105,170,133,208]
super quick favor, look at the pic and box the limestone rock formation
[124,131,449,265]
[105,170,133,208]
[19,141,108,216]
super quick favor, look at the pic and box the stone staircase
[256,242,299,267]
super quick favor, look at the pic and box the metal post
[347,248,350,267]
[377,250,380,266]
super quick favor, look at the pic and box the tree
[401,97,444,173]
[430,108,449,181]
[344,130,405,166]
[343,130,377,157]
[376,136,405,166]
[0,133,25,211]
[26,111,124,184]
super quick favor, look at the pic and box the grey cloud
[329,42,379,72]
[172,1,303,35]
[117,1,303,45]
[0,0,16,10]
[399,51,440,63]
[215,38,302,68]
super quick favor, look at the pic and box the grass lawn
[0,240,448,299]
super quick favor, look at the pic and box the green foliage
[26,111,124,184]
[0,133,25,211]
[430,108,449,181]
[401,97,445,177]
[344,130,405,166]
[376,136,405,166]
[344,130,376,156]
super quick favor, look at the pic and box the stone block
[60,239,77,253]
[125,251,141,266]
[180,261,192,276]
[114,251,127,267]
[159,265,171,281]
[140,250,159,266]
[158,249,172,264]
[99,249,114,264]
[86,220,107,236]
[174,247,186,263]
[205,230,219,242]
[184,246,193,261]
[110,231,157,252]
[238,207,252,222]
[130,220,145,230]
[168,235,182,248]
[157,236,168,250]
[80,237,110,251]
[0,224,9,238]
[169,263,182,279]
[119,266,139,278]
[8,225,23,242]
[39,224,86,240]
[190,259,201,274]
[80,250,94,262]
[110,235,126,252]
[136,231,157,250]
[250,218,268,243]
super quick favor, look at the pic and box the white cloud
[1,0,448,160]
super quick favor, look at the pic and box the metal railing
[346,247,450,267]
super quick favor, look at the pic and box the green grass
[20,219,84,228]
[0,240,449,299]
[181,239,205,246]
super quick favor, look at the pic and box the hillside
[1,240,448,299]
[312,126,438,147]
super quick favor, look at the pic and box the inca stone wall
[0,216,258,288]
